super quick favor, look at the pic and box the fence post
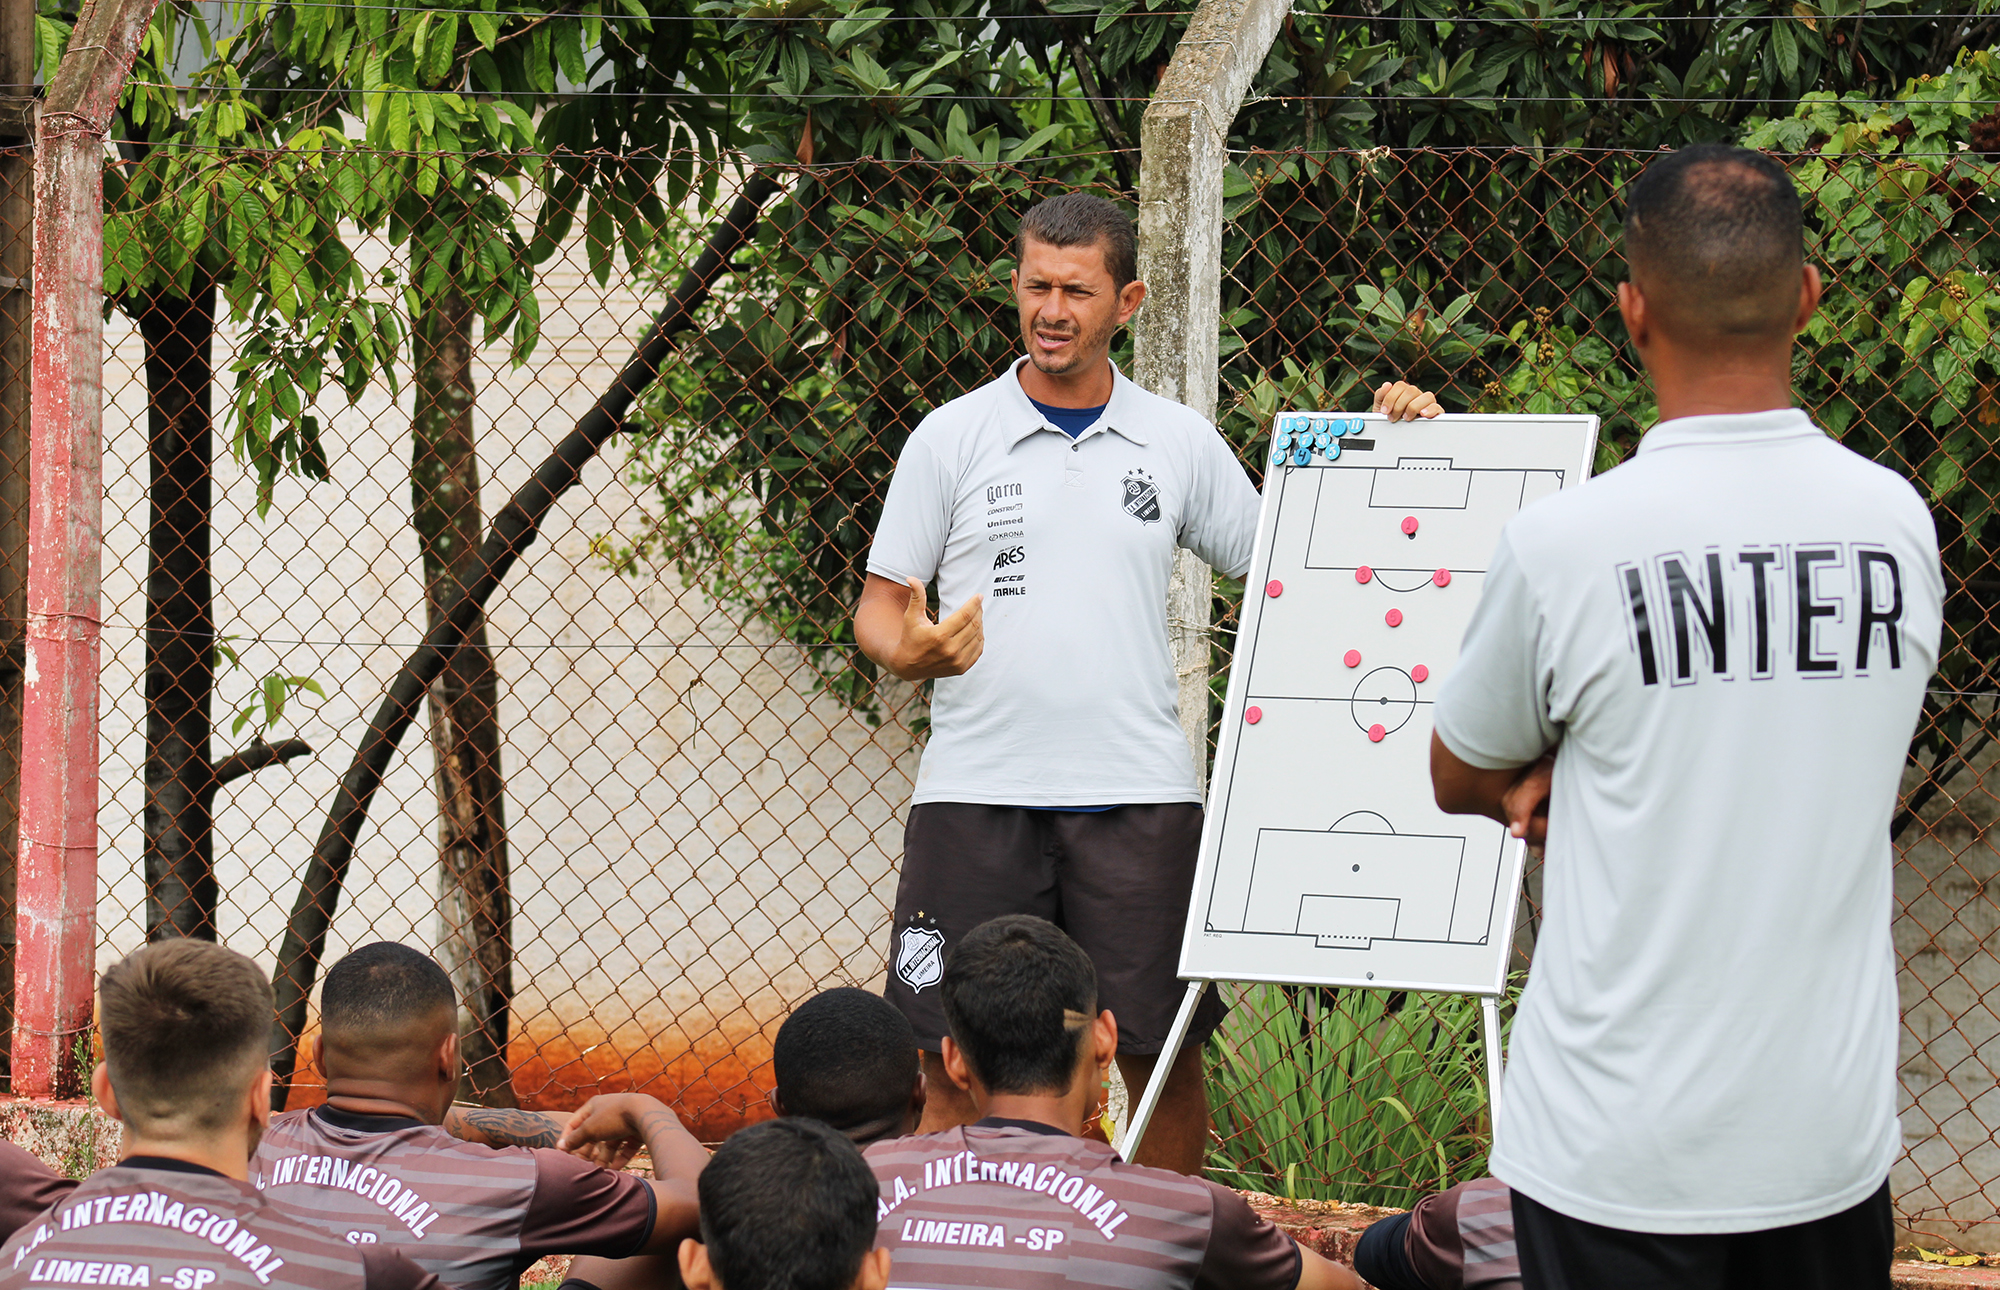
[15,0,162,1096]
[0,0,37,1081]
[1134,0,1289,791]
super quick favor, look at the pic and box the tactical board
[1178,411,1599,995]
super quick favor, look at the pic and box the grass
[1204,983,1503,1208]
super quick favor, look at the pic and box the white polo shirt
[866,357,1259,807]
[1435,408,1942,1233]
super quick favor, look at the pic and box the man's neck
[120,1134,251,1181]
[1646,347,1796,424]
[976,1094,1086,1137]
[1016,355,1113,409]
[323,1089,442,1124]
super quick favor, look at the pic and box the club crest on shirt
[1121,470,1161,525]
[896,920,946,992]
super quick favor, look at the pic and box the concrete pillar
[1134,0,1290,791]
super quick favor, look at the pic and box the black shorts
[1512,1182,1893,1290]
[883,802,1226,1055]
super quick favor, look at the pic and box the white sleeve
[864,432,952,586]
[1179,424,1262,579]
[1432,529,1560,770]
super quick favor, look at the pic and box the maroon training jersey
[864,1119,1300,1290]
[0,1144,77,1242]
[1405,1178,1519,1290]
[252,1107,654,1290]
[0,1159,435,1290]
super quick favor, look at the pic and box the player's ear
[1793,263,1823,336]
[91,1062,119,1122]
[310,1033,326,1078]
[853,1247,892,1290]
[678,1239,716,1290]
[1092,1011,1118,1070]
[1115,277,1147,324]
[1616,279,1649,352]
[908,1068,928,1128]
[940,1037,975,1093]
[249,1067,276,1136]
[766,1087,785,1117]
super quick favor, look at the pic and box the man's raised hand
[1373,380,1444,422]
[890,576,984,682]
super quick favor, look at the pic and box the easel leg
[1117,980,1207,1159]
[1481,995,1505,1124]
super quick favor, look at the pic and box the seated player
[1352,1178,1519,1290]
[0,1142,76,1241]
[866,914,1361,1290]
[252,942,705,1290]
[678,1119,889,1290]
[562,987,925,1290]
[0,939,438,1290]
[769,988,926,1146]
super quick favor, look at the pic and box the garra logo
[895,919,946,993]
[1121,470,1161,525]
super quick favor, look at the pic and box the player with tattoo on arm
[0,940,440,1290]
[252,943,705,1290]
[867,915,1363,1290]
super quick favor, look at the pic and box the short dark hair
[773,989,918,1140]
[321,942,456,1040]
[939,915,1096,1096]
[1017,193,1138,290]
[698,1119,879,1290]
[99,939,273,1134]
[1623,144,1804,339]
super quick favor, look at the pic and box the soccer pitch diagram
[1179,412,1599,994]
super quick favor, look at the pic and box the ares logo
[1121,469,1161,525]
[993,546,1025,569]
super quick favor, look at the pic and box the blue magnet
[1315,430,1332,449]
[1293,444,1312,466]
[1272,443,1288,464]
[1324,439,1342,461]
[1274,429,1292,451]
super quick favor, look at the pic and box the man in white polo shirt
[854,192,1439,1173]
[1430,144,1942,1287]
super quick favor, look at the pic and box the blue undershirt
[1015,396,1118,812]
[1029,397,1108,440]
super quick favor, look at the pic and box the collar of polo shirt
[1635,405,1818,455]
[1001,355,1151,448]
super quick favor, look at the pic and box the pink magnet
[1385,608,1404,628]
[1266,580,1284,598]
[1412,664,1430,683]
[1355,566,1373,584]
[1343,649,1361,669]
[1433,568,1451,587]
[1401,515,1420,536]
[1245,706,1262,725]
[1368,723,1387,743]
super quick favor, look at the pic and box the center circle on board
[1350,666,1418,737]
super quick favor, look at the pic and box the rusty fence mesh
[0,132,1994,1239]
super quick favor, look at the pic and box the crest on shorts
[1121,469,1161,525]
[896,920,947,993]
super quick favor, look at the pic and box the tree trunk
[139,284,218,941]
[411,292,515,1107]
[0,0,31,1077]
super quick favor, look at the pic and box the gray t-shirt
[1434,408,1941,1233]
[866,358,1260,806]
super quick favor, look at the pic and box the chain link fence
[1,124,1996,1242]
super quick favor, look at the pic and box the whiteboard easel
[1119,411,1597,1160]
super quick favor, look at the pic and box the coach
[1432,145,1943,1287]
[854,193,1438,1173]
